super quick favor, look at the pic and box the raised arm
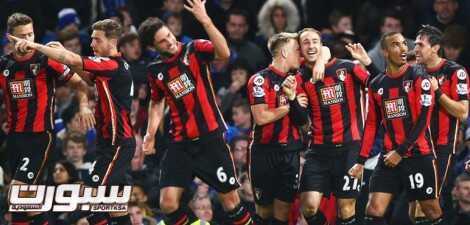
[184,0,230,60]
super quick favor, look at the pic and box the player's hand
[46,41,65,50]
[8,34,37,55]
[345,43,372,66]
[184,0,211,25]
[430,76,439,91]
[297,93,308,108]
[78,106,96,130]
[282,75,297,100]
[312,61,325,83]
[142,133,156,155]
[348,163,364,179]
[384,150,402,167]
[465,160,470,173]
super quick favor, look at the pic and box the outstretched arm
[9,35,83,71]
[184,0,230,60]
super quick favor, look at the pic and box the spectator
[217,60,251,118]
[230,135,249,172]
[231,99,252,136]
[128,202,158,225]
[368,12,415,71]
[441,24,470,68]
[116,7,138,34]
[327,10,353,35]
[451,173,470,224]
[429,0,468,32]
[58,26,83,55]
[164,13,192,44]
[191,195,215,223]
[51,160,78,185]
[63,132,92,170]
[256,0,300,55]
[225,9,268,71]
[118,32,147,87]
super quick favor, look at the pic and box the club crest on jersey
[30,64,40,76]
[274,84,280,91]
[384,97,408,119]
[319,83,345,106]
[3,69,9,77]
[403,80,413,93]
[336,68,347,81]
[378,88,384,95]
[457,69,467,80]
[9,79,35,99]
[124,61,130,70]
[167,73,195,99]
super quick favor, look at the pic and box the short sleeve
[193,39,215,62]
[147,71,164,102]
[47,58,73,82]
[450,68,469,101]
[247,74,269,105]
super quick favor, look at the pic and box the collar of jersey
[426,58,446,73]
[325,57,337,68]
[268,64,288,77]
[162,42,183,63]
[386,63,410,79]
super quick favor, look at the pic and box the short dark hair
[380,10,403,27]
[329,10,349,27]
[232,99,250,113]
[54,160,79,183]
[441,24,467,48]
[226,8,249,24]
[7,13,33,34]
[455,172,470,184]
[58,26,80,44]
[416,25,443,47]
[298,27,322,42]
[229,135,250,151]
[267,32,298,57]
[118,32,140,49]
[380,31,401,50]
[138,17,165,48]
[63,131,87,150]
[92,19,122,39]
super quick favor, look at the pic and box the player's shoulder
[248,69,270,85]
[444,60,467,77]
[335,58,356,69]
[368,72,386,90]
[146,58,166,71]
[408,64,429,80]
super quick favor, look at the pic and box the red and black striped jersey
[247,65,304,149]
[426,59,469,152]
[82,55,134,145]
[358,64,435,164]
[147,40,226,142]
[300,58,369,148]
[0,51,73,133]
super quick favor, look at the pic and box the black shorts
[86,139,136,187]
[6,132,55,184]
[249,145,300,205]
[435,145,454,195]
[299,142,361,198]
[159,132,239,193]
[369,154,438,201]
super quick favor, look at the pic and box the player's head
[414,25,443,65]
[7,13,34,43]
[380,31,408,68]
[268,32,300,70]
[298,28,322,64]
[138,17,178,56]
[90,19,122,56]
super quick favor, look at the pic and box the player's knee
[302,204,319,217]
[159,195,180,214]
[337,200,355,219]
[420,203,442,220]
[218,190,240,210]
[366,201,386,217]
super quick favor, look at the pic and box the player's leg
[7,132,54,225]
[271,151,301,225]
[86,140,135,225]
[363,156,400,225]
[404,156,445,225]
[195,134,252,225]
[249,145,274,225]
[299,153,330,225]
[335,146,362,225]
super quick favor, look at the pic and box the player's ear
[281,48,287,58]
[432,44,441,55]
